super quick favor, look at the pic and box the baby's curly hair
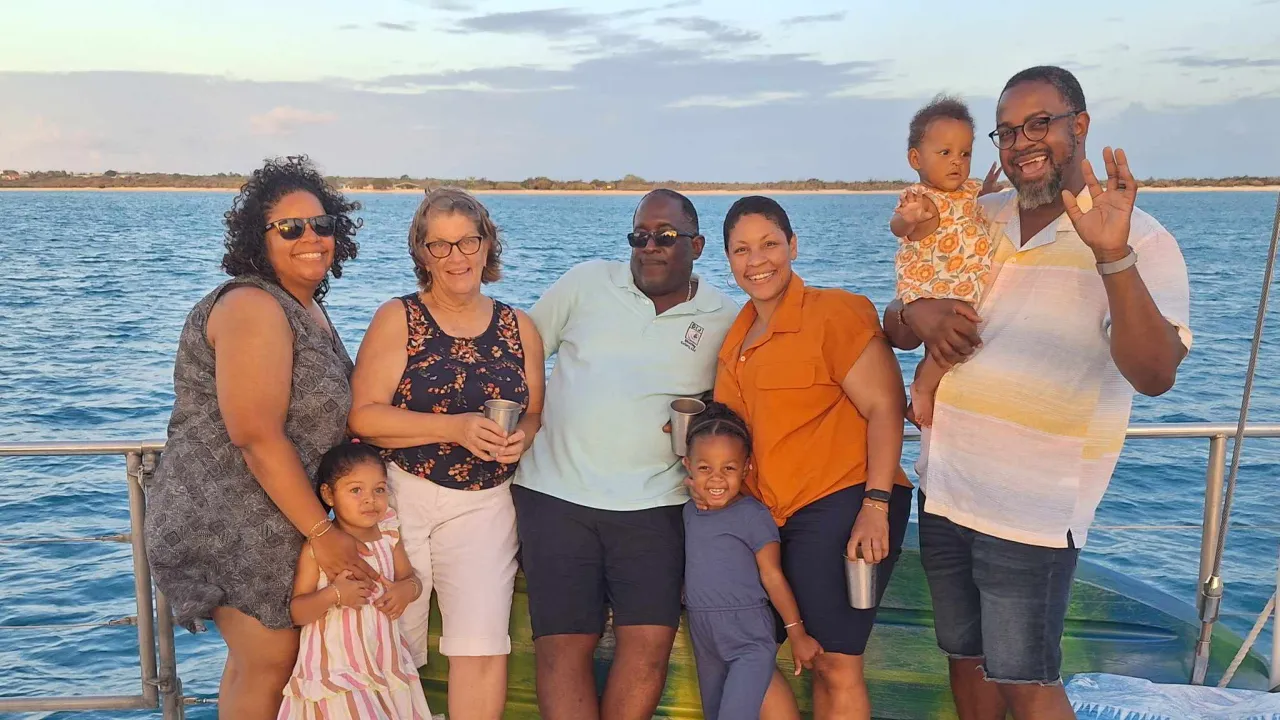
[220,155,362,301]
[907,94,974,150]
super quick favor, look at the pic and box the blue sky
[2,0,1279,179]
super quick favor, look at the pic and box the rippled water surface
[1,190,1277,718]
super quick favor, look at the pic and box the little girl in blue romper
[682,402,824,720]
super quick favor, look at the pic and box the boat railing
[1,424,1278,718]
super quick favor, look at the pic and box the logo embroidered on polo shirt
[682,322,704,351]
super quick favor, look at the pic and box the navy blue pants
[688,605,777,720]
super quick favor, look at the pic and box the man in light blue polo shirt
[513,189,738,720]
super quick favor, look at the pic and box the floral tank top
[382,294,528,490]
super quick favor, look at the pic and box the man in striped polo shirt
[885,66,1192,720]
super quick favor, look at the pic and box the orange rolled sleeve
[821,293,883,382]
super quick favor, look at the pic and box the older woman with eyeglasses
[348,188,544,720]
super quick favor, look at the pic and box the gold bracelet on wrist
[783,620,803,629]
[332,584,342,607]
[862,500,889,513]
[311,520,334,540]
[306,518,329,538]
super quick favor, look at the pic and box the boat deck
[0,424,1276,718]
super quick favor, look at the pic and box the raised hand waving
[1062,146,1139,263]
[978,161,1002,197]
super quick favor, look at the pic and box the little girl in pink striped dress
[279,441,434,720]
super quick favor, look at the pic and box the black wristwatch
[865,488,892,504]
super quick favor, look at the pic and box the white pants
[386,462,518,667]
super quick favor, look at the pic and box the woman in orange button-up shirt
[710,196,913,720]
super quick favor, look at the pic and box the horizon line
[4,170,1280,190]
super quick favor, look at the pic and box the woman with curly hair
[349,188,545,719]
[145,156,374,719]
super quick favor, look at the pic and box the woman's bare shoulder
[372,296,410,322]
[207,285,289,342]
[212,284,280,314]
[511,306,536,329]
[357,297,411,349]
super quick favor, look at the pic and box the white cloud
[4,59,1279,180]
[0,115,104,149]
[0,115,115,169]
[667,91,805,109]
[248,106,337,136]
[355,81,575,95]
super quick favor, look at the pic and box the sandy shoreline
[0,186,901,195]
[1,186,1276,195]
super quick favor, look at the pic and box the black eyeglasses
[627,229,695,249]
[263,215,337,240]
[988,111,1079,150]
[422,236,483,259]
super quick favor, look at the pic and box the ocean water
[0,189,1277,718]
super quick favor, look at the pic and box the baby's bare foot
[910,382,936,428]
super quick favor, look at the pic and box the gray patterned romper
[145,276,353,631]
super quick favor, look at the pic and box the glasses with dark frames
[988,111,1079,150]
[263,215,337,240]
[421,235,483,259]
[627,229,695,248]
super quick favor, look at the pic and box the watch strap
[1097,247,1138,275]
[865,488,892,504]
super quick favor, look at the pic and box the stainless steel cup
[483,399,522,436]
[669,398,706,456]
[844,551,878,610]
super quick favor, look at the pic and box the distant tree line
[2,170,1278,192]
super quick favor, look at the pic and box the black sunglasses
[264,215,337,240]
[627,229,696,249]
[988,112,1079,150]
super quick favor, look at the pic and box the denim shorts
[917,493,1080,684]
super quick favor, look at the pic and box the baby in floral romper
[891,95,999,427]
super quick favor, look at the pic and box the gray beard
[1016,171,1063,210]
[1014,135,1077,210]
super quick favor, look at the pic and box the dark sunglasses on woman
[264,214,338,240]
[627,229,695,249]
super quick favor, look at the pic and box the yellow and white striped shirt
[917,188,1192,548]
